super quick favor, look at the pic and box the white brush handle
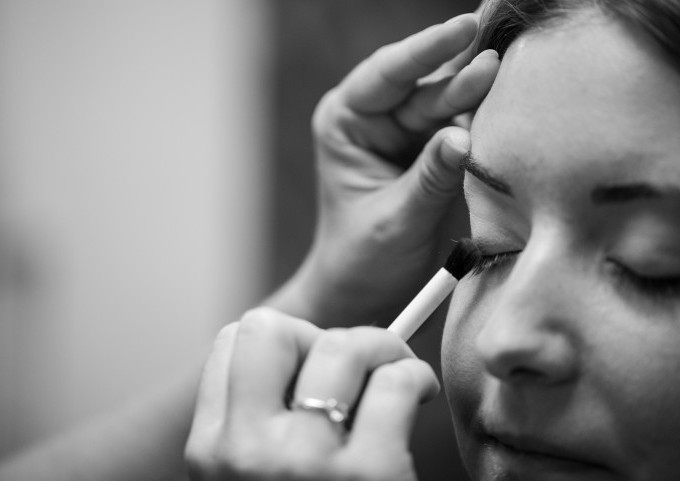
[387,268,458,341]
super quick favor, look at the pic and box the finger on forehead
[438,49,500,114]
[417,33,478,84]
[392,49,500,132]
[340,13,478,113]
[227,308,321,421]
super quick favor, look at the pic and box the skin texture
[443,11,680,481]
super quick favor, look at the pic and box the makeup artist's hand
[266,13,499,327]
[185,308,439,481]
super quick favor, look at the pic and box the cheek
[441,277,495,432]
[593,319,680,461]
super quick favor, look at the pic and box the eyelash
[610,261,680,300]
[468,246,680,301]
[469,250,521,275]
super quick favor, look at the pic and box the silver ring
[290,397,349,425]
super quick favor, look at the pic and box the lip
[489,431,605,467]
[476,423,614,477]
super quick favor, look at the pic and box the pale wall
[0,0,272,454]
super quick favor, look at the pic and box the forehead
[471,13,680,185]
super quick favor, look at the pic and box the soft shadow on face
[442,11,680,481]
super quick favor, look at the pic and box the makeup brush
[387,238,480,340]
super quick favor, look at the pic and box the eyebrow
[591,183,680,204]
[461,152,513,196]
[462,152,680,205]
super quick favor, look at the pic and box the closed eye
[609,260,680,301]
[470,250,521,275]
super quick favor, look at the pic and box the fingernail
[442,131,470,157]
[477,49,499,60]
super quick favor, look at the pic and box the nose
[475,245,579,385]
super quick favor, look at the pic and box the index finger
[339,13,479,113]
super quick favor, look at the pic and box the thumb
[402,126,470,211]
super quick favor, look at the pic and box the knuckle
[313,326,410,374]
[183,437,209,472]
[213,323,239,349]
[312,89,342,137]
[314,328,354,357]
[371,44,393,64]
[318,326,391,355]
[238,307,282,335]
[370,41,403,72]
[350,325,404,352]
[213,437,278,479]
[241,305,280,322]
[312,93,356,152]
[184,432,237,480]
[373,364,414,391]
[311,91,333,136]
[371,360,424,393]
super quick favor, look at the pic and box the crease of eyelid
[591,183,680,204]
[610,261,680,301]
[461,151,513,196]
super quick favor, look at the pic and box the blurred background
[0,0,476,479]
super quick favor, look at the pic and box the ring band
[290,397,350,424]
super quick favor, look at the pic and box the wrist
[262,246,401,328]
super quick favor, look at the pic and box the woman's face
[443,13,680,481]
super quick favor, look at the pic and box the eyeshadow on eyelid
[617,238,680,263]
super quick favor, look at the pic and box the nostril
[477,321,578,385]
[507,366,546,382]
[481,348,544,382]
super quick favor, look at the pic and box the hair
[477,0,680,71]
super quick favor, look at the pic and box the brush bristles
[443,238,481,279]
